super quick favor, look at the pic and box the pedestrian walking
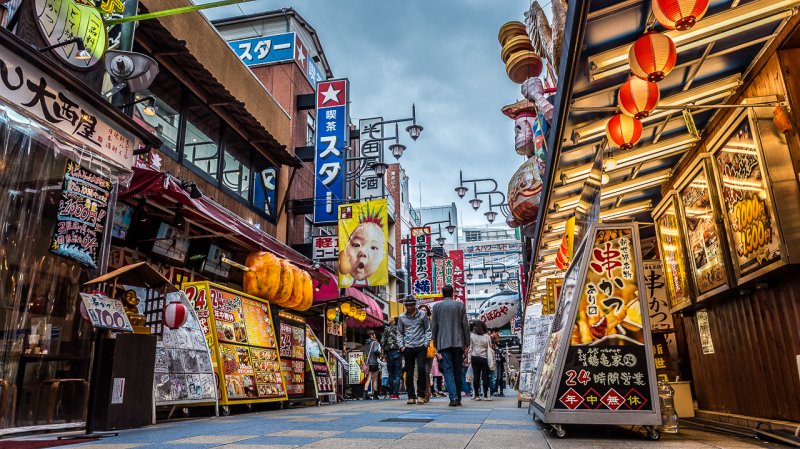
[431,353,445,396]
[419,304,434,403]
[364,330,382,400]
[469,320,492,401]
[461,349,472,397]
[495,345,507,397]
[381,317,402,399]
[431,284,470,406]
[379,357,389,398]
[397,297,431,405]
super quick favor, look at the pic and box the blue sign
[313,79,349,224]
[229,32,296,67]
[253,166,278,222]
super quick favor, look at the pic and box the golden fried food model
[243,251,313,311]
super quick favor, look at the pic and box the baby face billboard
[338,199,389,287]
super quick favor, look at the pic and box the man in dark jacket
[381,317,402,399]
[397,297,431,405]
[431,285,470,406]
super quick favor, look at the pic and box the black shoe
[456,399,462,406]
[449,399,458,407]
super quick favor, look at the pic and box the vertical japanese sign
[35,0,108,68]
[50,160,111,268]
[696,310,715,355]
[410,227,434,299]
[358,117,384,199]
[450,250,466,305]
[642,260,678,381]
[433,258,454,296]
[314,79,349,224]
[338,199,389,287]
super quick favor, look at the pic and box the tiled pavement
[7,392,786,448]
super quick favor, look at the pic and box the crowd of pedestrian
[358,285,512,406]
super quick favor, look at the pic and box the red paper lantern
[629,31,677,82]
[618,77,660,119]
[653,0,710,31]
[163,299,188,330]
[606,114,643,150]
[79,300,90,322]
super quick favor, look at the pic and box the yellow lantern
[346,306,357,317]
[326,308,337,321]
[359,310,367,321]
[340,302,351,315]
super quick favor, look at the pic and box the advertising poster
[714,119,781,278]
[410,227,434,298]
[552,228,653,412]
[79,292,132,332]
[450,250,467,304]
[278,310,307,396]
[314,79,349,223]
[337,199,389,288]
[696,310,715,355]
[654,201,692,309]
[433,257,454,296]
[348,351,365,384]
[312,235,339,261]
[183,283,286,404]
[306,326,334,395]
[151,222,190,263]
[680,166,728,295]
[519,303,553,397]
[641,261,677,359]
[50,160,111,269]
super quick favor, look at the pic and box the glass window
[132,71,182,154]
[183,96,221,178]
[221,130,251,200]
[252,153,278,221]
[306,112,316,146]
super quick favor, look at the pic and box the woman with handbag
[364,330,382,400]
[468,320,493,401]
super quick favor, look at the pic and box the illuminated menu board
[653,196,693,310]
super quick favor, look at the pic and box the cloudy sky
[205,1,531,227]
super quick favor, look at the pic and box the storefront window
[221,130,251,201]
[131,71,182,154]
[184,96,221,179]
[0,110,107,429]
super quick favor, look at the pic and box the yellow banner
[338,199,389,287]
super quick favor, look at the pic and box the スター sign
[228,32,325,88]
[0,46,136,168]
[50,160,111,268]
[313,79,349,224]
[530,224,660,428]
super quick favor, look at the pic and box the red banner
[410,227,434,298]
[450,250,466,305]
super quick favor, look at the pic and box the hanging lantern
[340,301,351,315]
[773,106,792,134]
[163,299,188,330]
[606,114,643,150]
[326,308,338,321]
[653,0,710,31]
[601,173,610,185]
[629,31,677,82]
[618,77,660,119]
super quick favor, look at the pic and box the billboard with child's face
[338,199,389,287]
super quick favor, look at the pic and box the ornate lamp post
[454,170,510,223]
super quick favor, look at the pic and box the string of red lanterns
[605,0,707,152]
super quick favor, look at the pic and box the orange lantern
[555,234,570,270]
[618,77,660,119]
[606,114,643,150]
[629,31,677,82]
[653,0,710,31]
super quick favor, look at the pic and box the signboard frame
[652,192,695,312]
[530,223,661,427]
[313,79,349,224]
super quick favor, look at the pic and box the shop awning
[121,167,323,276]
[312,273,384,328]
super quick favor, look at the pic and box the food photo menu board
[277,310,307,397]
[679,160,730,298]
[183,282,287,405]
[305,326,334,396]
[653,194,693,311]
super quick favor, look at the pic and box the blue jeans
[386,350,403,395]
[489,369,497,394]
[439,347,464,401]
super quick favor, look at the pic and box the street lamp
[405,104,424,141]
[446,223,456,235]
[484,210,497,223]
[455,185,468,198]
[455,170,510,223]
[436,236,446,246]
[469,198,483,210]
[389,142,406,159]
[371,161,389,178]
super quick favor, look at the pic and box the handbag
[487,338,496,371]
[465,364,474,383]
[360,341,374,374]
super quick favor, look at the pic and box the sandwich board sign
[530,223,661,438]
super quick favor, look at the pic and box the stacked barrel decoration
[607,0,711,151]
[243,251,313,311]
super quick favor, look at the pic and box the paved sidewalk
[12,393,785,448]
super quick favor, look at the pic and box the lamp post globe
[406,123,423,141]
[446,224,456,234]
[484,210,497,223]
[469,198,483,210]
[436,236,446,246]
[371,161,390,178]
[455,185,468,198]
[390,143,406,160]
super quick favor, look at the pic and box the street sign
[313,79,349,224]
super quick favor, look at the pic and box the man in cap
[431,285,470,406]
[397,296,431,405]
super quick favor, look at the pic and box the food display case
[182,282,287,410]
[276,310,307,399]
[675,155,734,301]
[652,192,694,312]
